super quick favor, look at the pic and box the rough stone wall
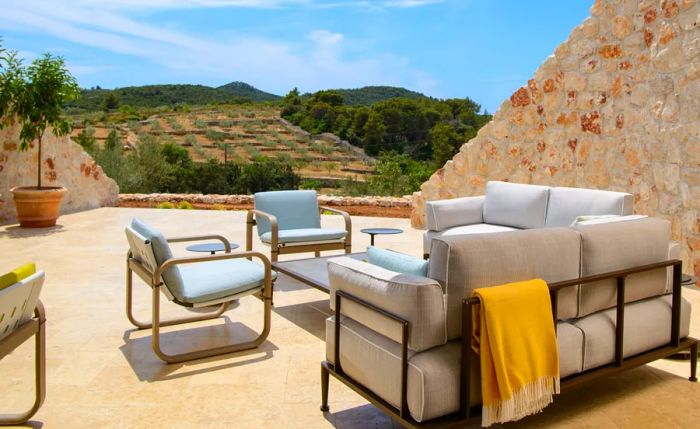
[0,122,119,224]
[412,0,700,274]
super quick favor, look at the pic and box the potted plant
[0,42,80,227]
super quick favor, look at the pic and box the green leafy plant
[176,201,193,210]
[156,202,175,209]
[0,45,80,188]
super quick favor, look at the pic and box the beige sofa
[321,217,698,426]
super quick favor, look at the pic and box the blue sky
[0,0,591,112]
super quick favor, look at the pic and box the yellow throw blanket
[471,279,560,427]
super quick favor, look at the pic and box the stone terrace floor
[1,207,699,428]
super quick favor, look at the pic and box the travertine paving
[0,207,698,428]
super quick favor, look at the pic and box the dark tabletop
[185,242,239,253]
[360,228,403,235]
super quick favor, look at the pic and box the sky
[0,0,591,113]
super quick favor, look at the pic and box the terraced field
[70,106,375,183]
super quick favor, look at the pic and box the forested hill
[313,86,427,106]
[66,81,281,112]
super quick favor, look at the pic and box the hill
[66,81,280,112]
[332,86,428,105]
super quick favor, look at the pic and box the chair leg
[0,320,46,425]
[320,363,330,412]
[315,251,321,257]
[271,249,279,262]
[151,284,272,364]
[690,342,698,382]
[126,264,228,329]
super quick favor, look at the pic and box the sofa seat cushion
[545,187,633,227]
[326,316,478,422]
[572,295,691,371]
[177,259,274,304]
[260,228,346,244]
[423,223,519,254]
[482,181,550,229]
[325,317,583,422]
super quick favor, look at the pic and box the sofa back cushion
[428,228,581,340]
[425,196,485,231]
[573,217,671,317]
[545,187,633,227]
[482,181,550,229]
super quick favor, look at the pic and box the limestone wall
[0,122,119,224]
[412,0,700,274]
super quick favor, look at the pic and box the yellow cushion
[0,263,36,291]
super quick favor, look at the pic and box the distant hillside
[302,86,427,106]
[66,81,280,112]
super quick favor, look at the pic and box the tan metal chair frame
[0,301,46,426]
[246,206,352,262]
[126,234,273,363]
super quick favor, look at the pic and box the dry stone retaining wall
[412,0,700,274]
[0,122,119,224]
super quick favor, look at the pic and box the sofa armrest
[425,196,484,231]
[328,256,446,352]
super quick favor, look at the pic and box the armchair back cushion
[545,187,633,227]
[254,190,321,236]
[0,266,44,342]
[428,227,581,340]
[482,181,550,229]
[573,217,671,317]
[328,256,446,352]
[128,218,185,300]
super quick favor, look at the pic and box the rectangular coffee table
[272,252,367,293]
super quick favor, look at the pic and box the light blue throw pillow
[366,246,429,277]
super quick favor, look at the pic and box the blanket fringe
[482,375,560,427]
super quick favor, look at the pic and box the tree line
[281,88,492,168]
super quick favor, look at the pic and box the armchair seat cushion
[260,228,346,244]
[177,259,275,305]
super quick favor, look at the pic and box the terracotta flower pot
[10,186,66,228]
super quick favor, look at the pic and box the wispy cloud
[0,0,439,94]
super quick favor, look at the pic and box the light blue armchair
[246,190,352,262]
[125,218,273,363]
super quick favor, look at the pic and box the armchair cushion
[129,218,184,294]
[425,196,485,231]
[328,256,446,352]
[177,259,273,305]
[260,228,346,244]
[254,190,321,236]
[482,181,550,229]
[367,246,428,277]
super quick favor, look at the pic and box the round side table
[360,228,403,246]
[185,242,239,255]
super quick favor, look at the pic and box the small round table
[185,242,239,255]
[360,228,403,246]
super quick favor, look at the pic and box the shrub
[211,203,227,211]
[156,202,174,209]
[176,201,193,210]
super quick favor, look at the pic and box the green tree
[102,92,120,111]
[243,157,300,193]
[0,51,80,188]
[74,126,97,154]
[362,112,386,156]
[430,122,462,168]
[104,128,121,151]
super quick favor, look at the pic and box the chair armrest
[425,196,485,231]
[154,251,273,300]
[320,206,352,243]
[246,209,279,250]
[167,235,232,252]
[328,256,446,352]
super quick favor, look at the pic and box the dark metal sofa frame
[320,259,698,428]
